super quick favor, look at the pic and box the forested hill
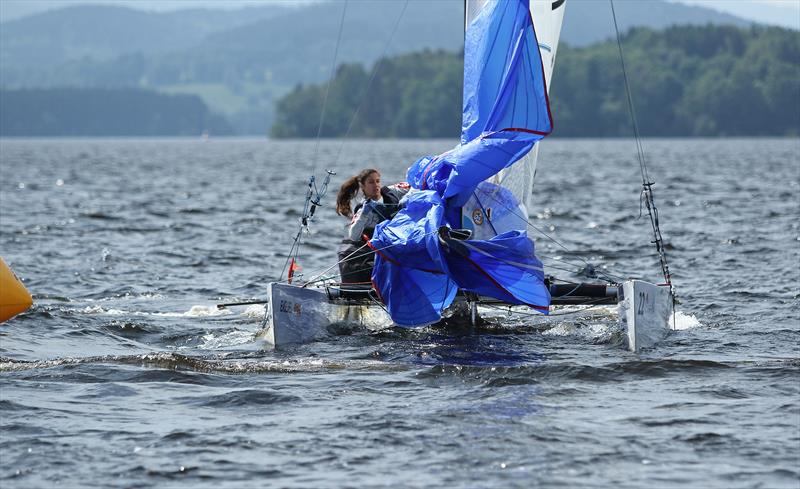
[271,25,800,138]
[0,88,233,136]
[1,0,755,135]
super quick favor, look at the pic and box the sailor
[335,168,410,284]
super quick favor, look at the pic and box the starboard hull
[620,280,673,352]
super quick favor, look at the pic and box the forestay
[370,0,560,326]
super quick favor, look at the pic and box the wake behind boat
[259,0,674,351]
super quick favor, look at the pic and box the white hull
[261,280,673,352]
[260,282,393,346]
[619,280,673,352]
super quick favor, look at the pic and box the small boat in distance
[260,0,674,351]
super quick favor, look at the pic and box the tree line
[271,24,799,138]
[0,88,233,136]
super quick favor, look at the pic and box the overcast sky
[1,0,798,29]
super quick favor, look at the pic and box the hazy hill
[562,0,749,45]
[1,0,751,80]
[0,4,291,70]
[185,1,463,87]
[0,0,758,135]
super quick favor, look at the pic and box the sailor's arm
[347,203,382,241]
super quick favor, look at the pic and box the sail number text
[279,300,302,316]
[637,291,655,315]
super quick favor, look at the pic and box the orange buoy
[0,257,32,323]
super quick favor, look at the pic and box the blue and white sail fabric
[370,0,553,326]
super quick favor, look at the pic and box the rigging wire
[312,0,349,170]
[609,0,674,289]
[332,0,410,166]
[278,2,348,283]
[609,0,648,186]
[279,171,335,282]
[609,0,676,329]
[279,0,407,284]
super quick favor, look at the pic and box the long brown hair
[336,168,380,217]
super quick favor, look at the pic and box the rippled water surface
[1,138,798,488]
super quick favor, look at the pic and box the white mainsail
[465,0,564,84]
[462,0,566,238]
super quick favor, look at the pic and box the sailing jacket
[346,183,410,241]
[338,183,410,283]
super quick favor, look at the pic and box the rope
[302,241,370,287]
[278,228,303,282]
[471,190,499,236]
[277,1,408,288]
[471,186,623,283]
[301,227,442,287]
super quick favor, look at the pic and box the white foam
[669,310,702,330]
[197,330,254,349]
[180,305,232,317]
[84,293,166,302]
[241,304,267,320]
[541,320,620,343]
[81,305,127,316]
[76,304,232,318]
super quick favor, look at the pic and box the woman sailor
[335,168,409,284]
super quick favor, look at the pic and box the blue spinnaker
[370,0,552,326]
[370,191,458,326]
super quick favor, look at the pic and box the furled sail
[369,0,558,326]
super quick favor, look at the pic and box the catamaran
[257,0,674,351]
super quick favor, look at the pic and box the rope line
[472,186,622,283]
[302,241,370,287]
[300,227,442,287]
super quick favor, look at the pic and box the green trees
[0,88,233,136]
[272,25,799,138]
[271,50,463,138]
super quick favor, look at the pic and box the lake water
[0,137,798,488]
